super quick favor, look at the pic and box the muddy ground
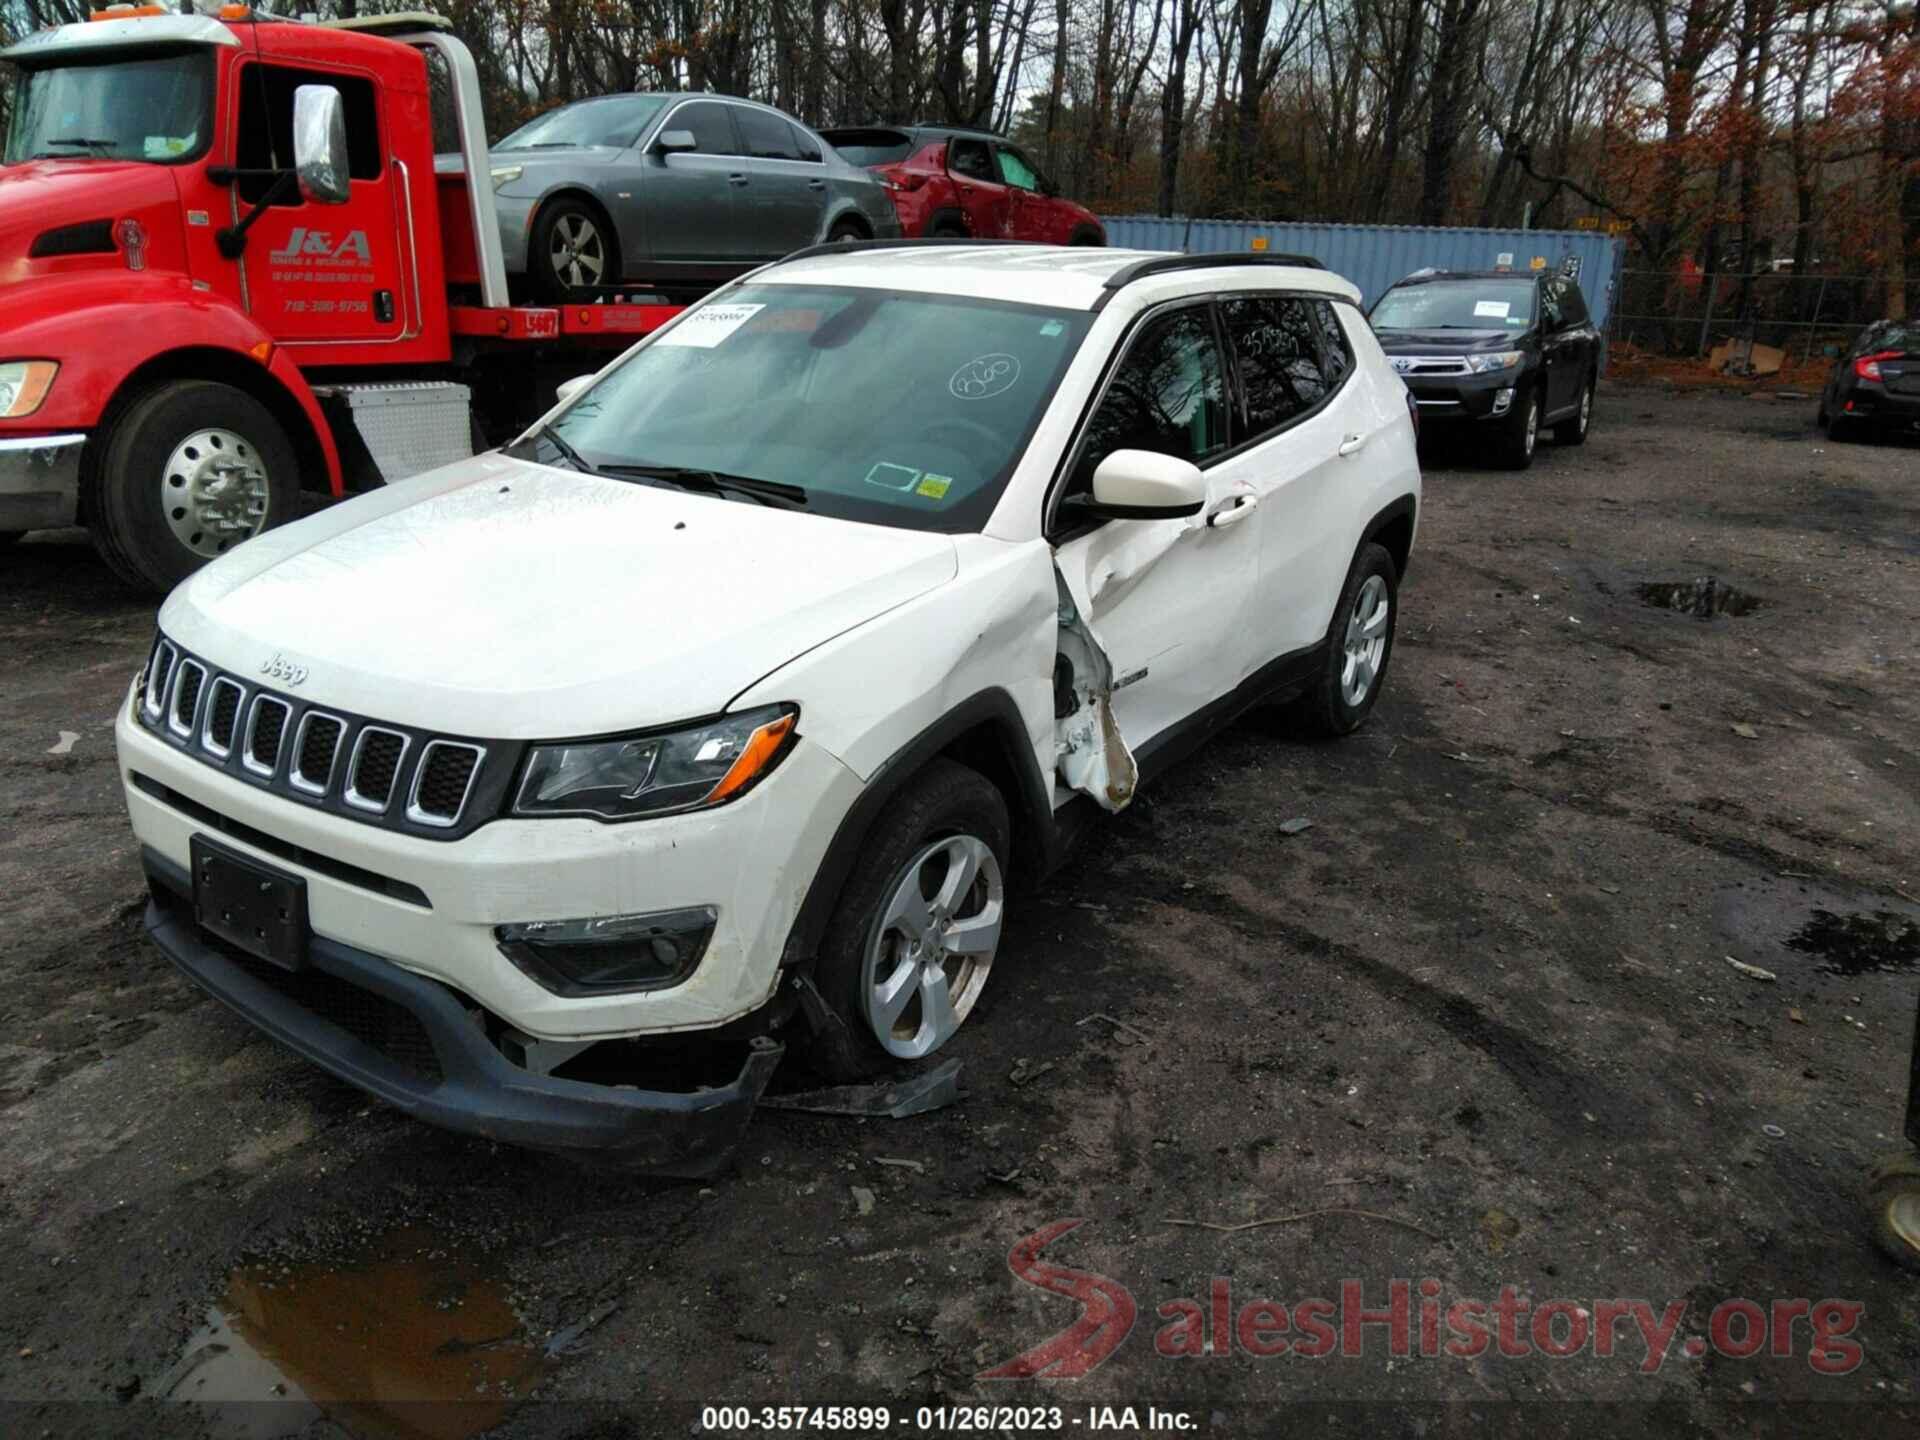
[2,383,1918,1438]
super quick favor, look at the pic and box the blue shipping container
[1099,215,1628,334]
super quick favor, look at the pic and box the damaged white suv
[116,244,1420,1174]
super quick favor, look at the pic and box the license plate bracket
[191,835,309,971]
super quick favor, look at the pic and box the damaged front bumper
[0,432,84,532]
[143,849,782,1177]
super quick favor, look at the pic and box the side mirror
[1064,449,1206,521]
[555,375,594,406]
[654,129,697,155]
[1040,175,1061,197]
[292,85,351,205]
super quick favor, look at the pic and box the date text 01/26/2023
[698,1406,1199,1432]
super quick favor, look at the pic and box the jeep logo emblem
[260,653,308,687]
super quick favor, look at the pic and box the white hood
[160,454,957,739]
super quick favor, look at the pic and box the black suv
[1368,270,1603,469]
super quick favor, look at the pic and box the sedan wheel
[530,200,619,300]
[550,214,606,290]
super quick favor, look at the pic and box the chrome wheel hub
[551,215,605,290]
[1341,574,1390,708]
[163,429,269,558]
[862,834,1003,1059]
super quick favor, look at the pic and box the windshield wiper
[521,423,602,476]
[599,463,809,509]
[39,136,115,155]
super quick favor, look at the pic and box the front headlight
[513,704,798,821]
[0,361,58,418]
[490,165,524,192]
[1465,351,1524,374]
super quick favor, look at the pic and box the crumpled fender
[1052,563,1139,813]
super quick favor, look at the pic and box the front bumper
[0,432,84,531]
[492,193,537,274]
[143,848,781,1175]
[1404,371,1526,423]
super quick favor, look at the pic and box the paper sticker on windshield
[1473,300,1511,319]
[916,473,953,499]
[950,353,1021,400]
[865,463,922,491]
[144,136,193,160]
[657,303,765,348]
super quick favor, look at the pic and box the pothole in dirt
[1634,576,1767,618]
[154,1228,547,1440]
[1785,909,1920,976]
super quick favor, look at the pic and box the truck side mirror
[654,130,697,156]
[293,85,351,205]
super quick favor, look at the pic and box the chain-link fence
[1608,268,1899,362]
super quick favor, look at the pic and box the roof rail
[1100,251,1324,290]
[774,236,1046,266]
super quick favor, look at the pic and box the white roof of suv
[760,244,1359,311]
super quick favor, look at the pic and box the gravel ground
[1,382,1917,1439]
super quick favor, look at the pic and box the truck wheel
[1552,374,1594,445]
[1868,1151,1920,1272]
[805,759,1009,1082]
[92,381,299,593]
[1496,388,1539,470]
[530,198,617,300]
[1286,542,1399,738]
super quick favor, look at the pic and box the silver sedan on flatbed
[464,92,901,299]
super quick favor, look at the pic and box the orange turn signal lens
[706,712,796,804]
[0,361,59,419]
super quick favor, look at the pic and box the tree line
[4,0,1915,313]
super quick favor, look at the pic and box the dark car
[820,124,1105,247]
[1368,269,1602,469]
[1819,320,1920,441]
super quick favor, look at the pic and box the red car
[821,126,1105,246]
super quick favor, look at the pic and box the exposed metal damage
[1051,565,1139,812]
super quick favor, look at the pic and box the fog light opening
[1492,387,1516,416]
[494,906,717,996]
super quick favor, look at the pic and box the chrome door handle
[1206,494,1259,528]
[1337,433,1367,456]
[807,179,826,190]
[727,173,749,186]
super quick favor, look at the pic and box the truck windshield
[1371,279,1537,332]
[496,95,669,151]
[527,283,1094,534]
[4,48,213,165]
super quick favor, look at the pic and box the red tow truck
[0,7,690,590]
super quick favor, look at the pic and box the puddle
[1785,909,1920,976]
[1634,576,1767,618]
[158,1228,548,1440]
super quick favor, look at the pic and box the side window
[672,100,740,156]
[1558,281,1590,327]
[736,106,800,161]
[995,145,1040,192]
[1220,296,1330,436]
[235,64,380,204]
[1312,300,1353,384]
[788,121,823,163]
[948,138,993,180]
[1071,307,1230,496]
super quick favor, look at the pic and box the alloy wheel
[550,214,606,290]
[1341,574,1391,708]
[861,834,1003,1059]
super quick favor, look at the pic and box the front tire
[1497,388,1539,469]
[805,759,1010,1081]
[1553,375,1594,445]
[91,380,299,593]
[530,198,617,301]
[1869,1151,1920,1272]
[1289,542,1399,738]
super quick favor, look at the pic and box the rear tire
[1552,375,1594,445]
[803,759,1010,1082]
[827,216,869,244]
[1068,226,1105,246]
[1496,387,1539,470]
[530,197,618,301]
[91,380,300,593]
[1287,542,1399,738]
[926,213,969,239]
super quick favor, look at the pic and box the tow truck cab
[0,8,680,588]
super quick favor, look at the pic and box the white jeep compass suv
[116,244,1421,1175]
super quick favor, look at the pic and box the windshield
[1371,279,1536,332]
[496,96,668,151]
[4,48,212,165]
[529,283,1094,533]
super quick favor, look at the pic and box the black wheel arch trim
[1359,493,1418,583]
[780,688,1053,970]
